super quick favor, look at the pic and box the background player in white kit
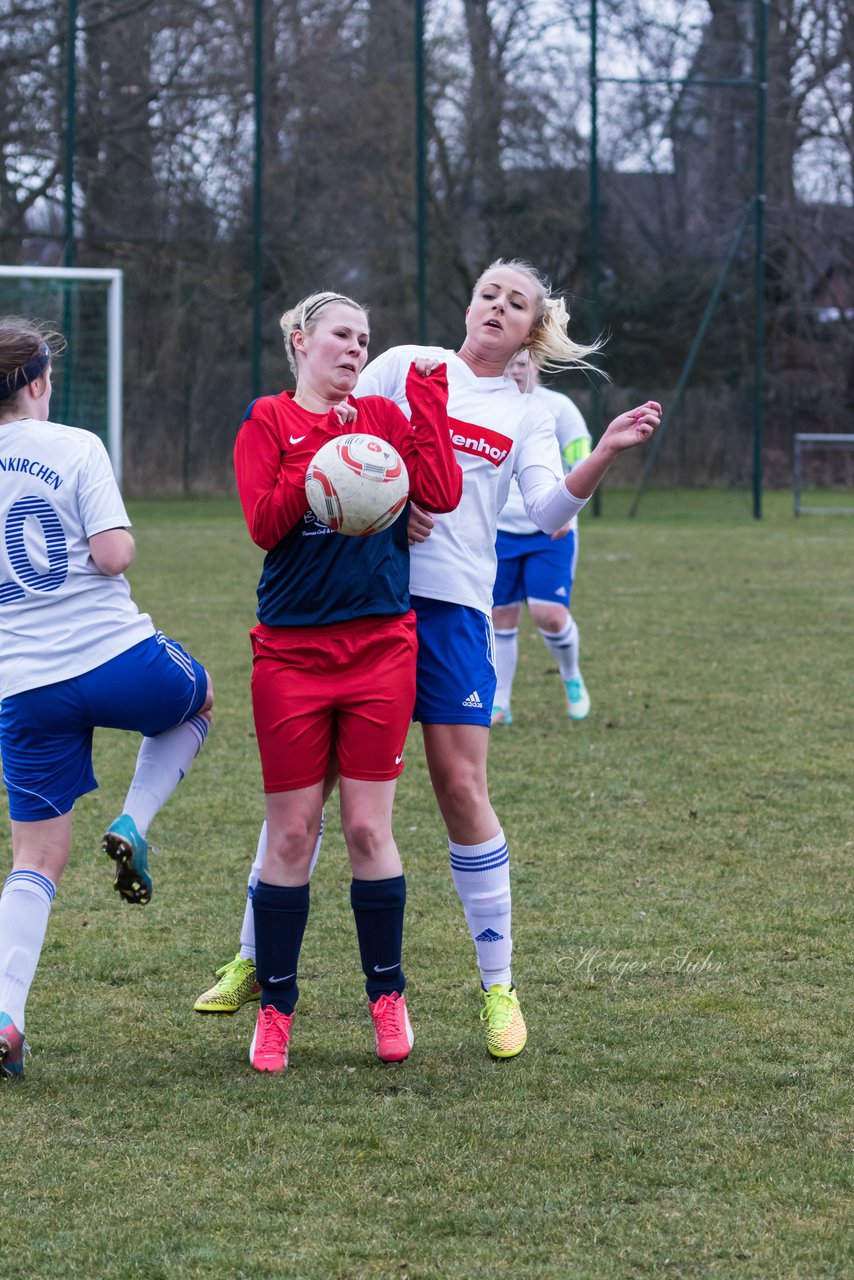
[492,349,593,725]
[195,260,660,1059]
[0,317,212,1079]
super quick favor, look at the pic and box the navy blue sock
[252,879,310,1014]
[350,875,406,1002]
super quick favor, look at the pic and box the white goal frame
[0,265,124,487]
[793,433,854,516]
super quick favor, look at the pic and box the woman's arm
[88,527,135,575]
[389,363,462,514]
[234,407,326,550]
[565,402,661,500]
[520,401,661,533]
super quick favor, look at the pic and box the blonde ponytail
[526,295,604,375]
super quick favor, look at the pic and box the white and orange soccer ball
[305,434,410,536]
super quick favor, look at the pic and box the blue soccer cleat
[102,813,153,905]
[565,674,591,721]
[0,1011,27,1079]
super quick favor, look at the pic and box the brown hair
[0,316,65,413]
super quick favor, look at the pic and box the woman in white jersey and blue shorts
[492,349,593,725]
[195,260,660,1058]
[357,260,659,1058]
[0,317,212,1080]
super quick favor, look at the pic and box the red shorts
[250,612,417,792]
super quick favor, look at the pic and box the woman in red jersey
[233,291,461,1073]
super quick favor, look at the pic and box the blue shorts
[0,633,208,821]
[493,529,578,609]
[411,596,496,726]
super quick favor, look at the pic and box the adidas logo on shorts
[462,690,483,709]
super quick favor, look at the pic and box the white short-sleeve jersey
[357,347,563,613]
[497,386,592,536]
[0,418,154,699]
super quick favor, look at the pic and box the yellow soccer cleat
[480,983,527,1059]
[194,954,261,1014]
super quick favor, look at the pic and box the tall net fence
[2,0,852,497]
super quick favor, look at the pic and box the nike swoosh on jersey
[289,434,306,444]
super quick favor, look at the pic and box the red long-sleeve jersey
[234,363,462,627]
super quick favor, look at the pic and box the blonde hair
[279,291,367,378]
[472,259,603,375]
[0,316,65,414]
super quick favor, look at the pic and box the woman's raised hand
[411,357,442,378]
[600,401,662,453]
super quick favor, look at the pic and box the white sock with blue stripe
[239,815,324,961]
[0,869,56,1030]
[449,830,513,988]
[538,615,579,681]
[122,714,209,837]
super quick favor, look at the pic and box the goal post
[793,433,854,516]
[0,265,124,488]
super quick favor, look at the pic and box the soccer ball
[305,433,410,536]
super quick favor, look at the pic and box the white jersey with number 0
[357,347,563,613]
[497,386,591,536]
[0,417,154,700]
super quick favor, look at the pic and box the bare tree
[2,0,852,488]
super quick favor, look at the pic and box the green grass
[2,491,852,1279]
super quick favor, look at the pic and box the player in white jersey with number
[195,260,660,1058]
[492,349,593,725]
[0,317,212,1080]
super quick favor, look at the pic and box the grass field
[2,491,852,1279]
